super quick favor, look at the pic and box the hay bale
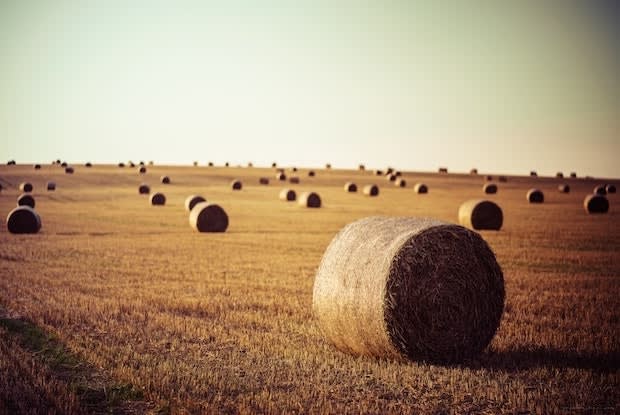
[387,173,397,182]
[593,185,607,195]
[289,177,300,184]
[34,164,41,170]
[279,189,296,201]
[363,184,379,197]
[414,183,428,194]
[189,202,229,232]
[291,167,298,172]
[259,177,269,185]
[606,184,616,194]
[65,166,74,174]
[185,195,206,212]
[139,161,145,166]
[85,162,92,167]
[498,176,507,183]
[224,162,229,167]
[231,180,242,190]
[55,159,61,164]
[148,161,154,166]
[385,167,394,175]
[46,182,56,191]
[312,216,504,363]
[299,192,321,208]
[7,160,16,165]
[19,182,33,193]
[375,170,383,176]
[438,167,448,174]
[325,163,331,169]
[138,184,150,195]
[150,192,166,205]
[530,171,537,177]
[161,176,170,184]
[207,162,214,167]
[470,168,478,175]
[458,200,503,230]
[193,161,198,167]
[584,194,609,214]
[485,175,493,181]
[118,162,125,168]
[61,161,68,167]
[344,182,357,192]
[394,171,402,177]
[6,206,41,234]
[558,184,570,193]
[272,162,277,168]
[139,166,147,174]
[17,194,35,208]
[395,178,406,188]
[276,172,287,181]
[483,183,497,194]
[556,172,563,178]
[308,171,316,177]
[247,162,253,167]
[526,189,544,203]
[129,162,135,168]
[570,172,577,178]
[359,164,365,171]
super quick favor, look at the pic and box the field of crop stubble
[0,163,618,414]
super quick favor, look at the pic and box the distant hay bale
[606,184,616,194]
[189,202,229,232]
[17,194,35,208]
[395,178,406,188]
[530,171,537,177]
[139,166,147,174]
[359,164,365,171]
[161,175,170,184]
[148,161,154,166]
[584,194,609,214]
[414,183,428,194]
[308,171,316,177]
[193,161,198,167]
[299,192,321,208]
[150,192,166,205]
[65,166,74,174]
[312,216,504,363]
[279,189,296,201]
[231,180,242,190]
[483,183,498,194]
[19,182,33,193]
[526,189,544,203]
[208,162,214,167]
[46,182,56,191]
[291,167,298,172]
[485,175,493,181]
[570,172,577,178]
[344,182,357,192]
[61,162,68,167]
[470,168,478,175]
[138,184,150,195]
[118,162,125,168]
[394,171,402,177]
[272,162,277,168]
[85,162,92,167]
[139,161,145,166]
[556,172,563,178]
[276,172,287,181]
[7,160,16,165]
[185,195,206,212]
[289,177,300,184]
[375,170,383,176]
[224,162,229,167]
[34,164,41,170]
[259,177,269,185]
[6,206,41,234]
[325,163,332,169]
[458,200,503,230]
[363,184,379,197]
[593,185,607,195]
[55,159,61,164]
[558,184,570,193]
[386,173,397,182]
[385,167,394,175]
[438,167,448,174]
[129,162,135,168]
[247,162,253,167]
[498,176,507,183]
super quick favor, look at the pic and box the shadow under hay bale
[150,193,166,205]
[231,180,242,190]
[558,184,570,193]
[161,176,170,184]
[7,206,41,234]
[584,194,609,214]
[185,195,206,212]
[19,182,33,193]
[363,184,379,197]
[259,177,269,185]
[344,182,357,192]
[138,184,150,195]
[47,182,56,191]
[189,202,228,232]
[395,178,406,188]
[17,194,35,209]
[483,183,497,194]
[313,216,504,364]
[527,189,544,203]
[279,189,296,201]
[606,184,616,194]
[459,200,503,230]
[414,183,428,194]
[299,192,321,208]
[593,185,607,195]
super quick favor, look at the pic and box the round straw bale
[271,162,277,168]
[139,161,145,166]
[556,172,563,178]
[17,194,35,208]
[19,182,33,193]
[161,176,170,184]
[394,171,402,177]
[299,192,321,208]
[47,182,56,191]
[138,184,150,195]
[593,185,606,195]
[470,168,478,175]
[224,162,229,167]
[414,183,428,194]
[118,162,125,168]
[259,177,269,185]
[363,184,379,197]
[279,189,296,201]
[139,166,147,174]
[570,172,577,178]
[247,162,253,167]
[385,167,394,175]
[483,183,497,194]
[485,175,493,181]
[129,162,135,168]
[85,162,92,167]
[438,167,448,173]
[308,171,316,177]
[606,184,616,194]
[325,163,331,169]
[395,178,406,188]
[6,206,41,234]
[34,164,41,170]
[189,202,228,232]
[558,184,570,193]
[313,216,504,363]
[498,176,507,183]
[289,177,300,184]
[359,164,365,171]
[185,195,206,212]
[387,173,397,182]
[61,161,68,167]
[584,194,609,214]
[193,161,198,167]
[231,180,242,190]
[526,189,544,203]
[276,172,287,181]
[150,192,166,205]
[530,170,537,176]
[458,200,503,230]
[375,170,383,176]
[65,166,74,174]
[344,182,357,192]
[291,167,297,172]
[7,160,16,165]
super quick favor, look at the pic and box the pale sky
[1,1,619,177]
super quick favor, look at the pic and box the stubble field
[0,163,618,414]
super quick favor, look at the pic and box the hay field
[0,163,618,414]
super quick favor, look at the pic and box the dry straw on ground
[231,180,242,190]
[19,182,33,193]
[583,194,609,214]
[6,205,41,234]
[185,195,206,212]
[458,199,503,230]
[483,184,498,194]
[161,176,170,184]
[150,193,166,206]
[189,202,229,232]
[414,183,428,194]
[527,189,544,203]
[313,216,504,363]
[299,192,321,208]
[344,182,357,193]
[138,184,150,195]
[279,189,296,201]
[363,184,379,197]
[558,184,570,193]
[17,194,35,209]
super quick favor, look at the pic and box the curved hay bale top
[363,184,379,197]
[584,194,609,214]
[189,202,229,232]
[459,199,503,230]
[6,206,41,234]
[231,180,242,190]
[19,182,33,192]
[344,182,357,192]
[395,178,406,188]
[526,189,544,203]
[558,184,570,193]
[150,192,166,205]
[138,184,150,195]
[313,216,504,363]
[65,166,74,174]
[483,183,498,194]
[259,177,269,185]
[139,166,147,174]
[606,184,616,194]
[161,176,171,184]
[289,177,300,184]
[593,185,607,195]
[414,183,428,194]
[279,188,296,201]
[299,192,321,208]
[185,195,206,212]
[276,172,287,181]
[17,194,35,209]
[47,182,56,191]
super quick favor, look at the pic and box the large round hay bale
[185,195,206,212]
[375,170,383,176]
[387,173,397,182]
[558,184,570,193]
[483,183,497,194]
[259,177,269,185]
[344,182,357,192]
[584,194,609,214]
[231,180,242,190]
[6,206,41,234]
[138,184,150,195]
[161,176,171,184]
[150,192,166,205]
[359,164,365,171]
[85,162,92,167]
[526,189,544,203]
[458,200,503,230]
[593,185,606,195]
[363,184,379,196]
[395,178,406,188]
[570,172,577,178]
[118,162,125,168]
[470,168,478,175]
[17,194,35,208]
[308,171,316,177]
[276,172,287,181]
[556,172,563,178]
[530,171,537,177]
[34,164,41,170]
[19,182,33,193]
[65,166,74,174]
[325,163,331,169]
[139,166,147,174]
[438,167,448,174]
[47,182,56,191]
[299,192,321,208]
[313,216,504,363]
[606,184,616,194]
[189,202,228,232]
[414,183,428,194]
[279,189,296,201]
[289,177,300,184]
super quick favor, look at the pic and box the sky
[1,1,619,177]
